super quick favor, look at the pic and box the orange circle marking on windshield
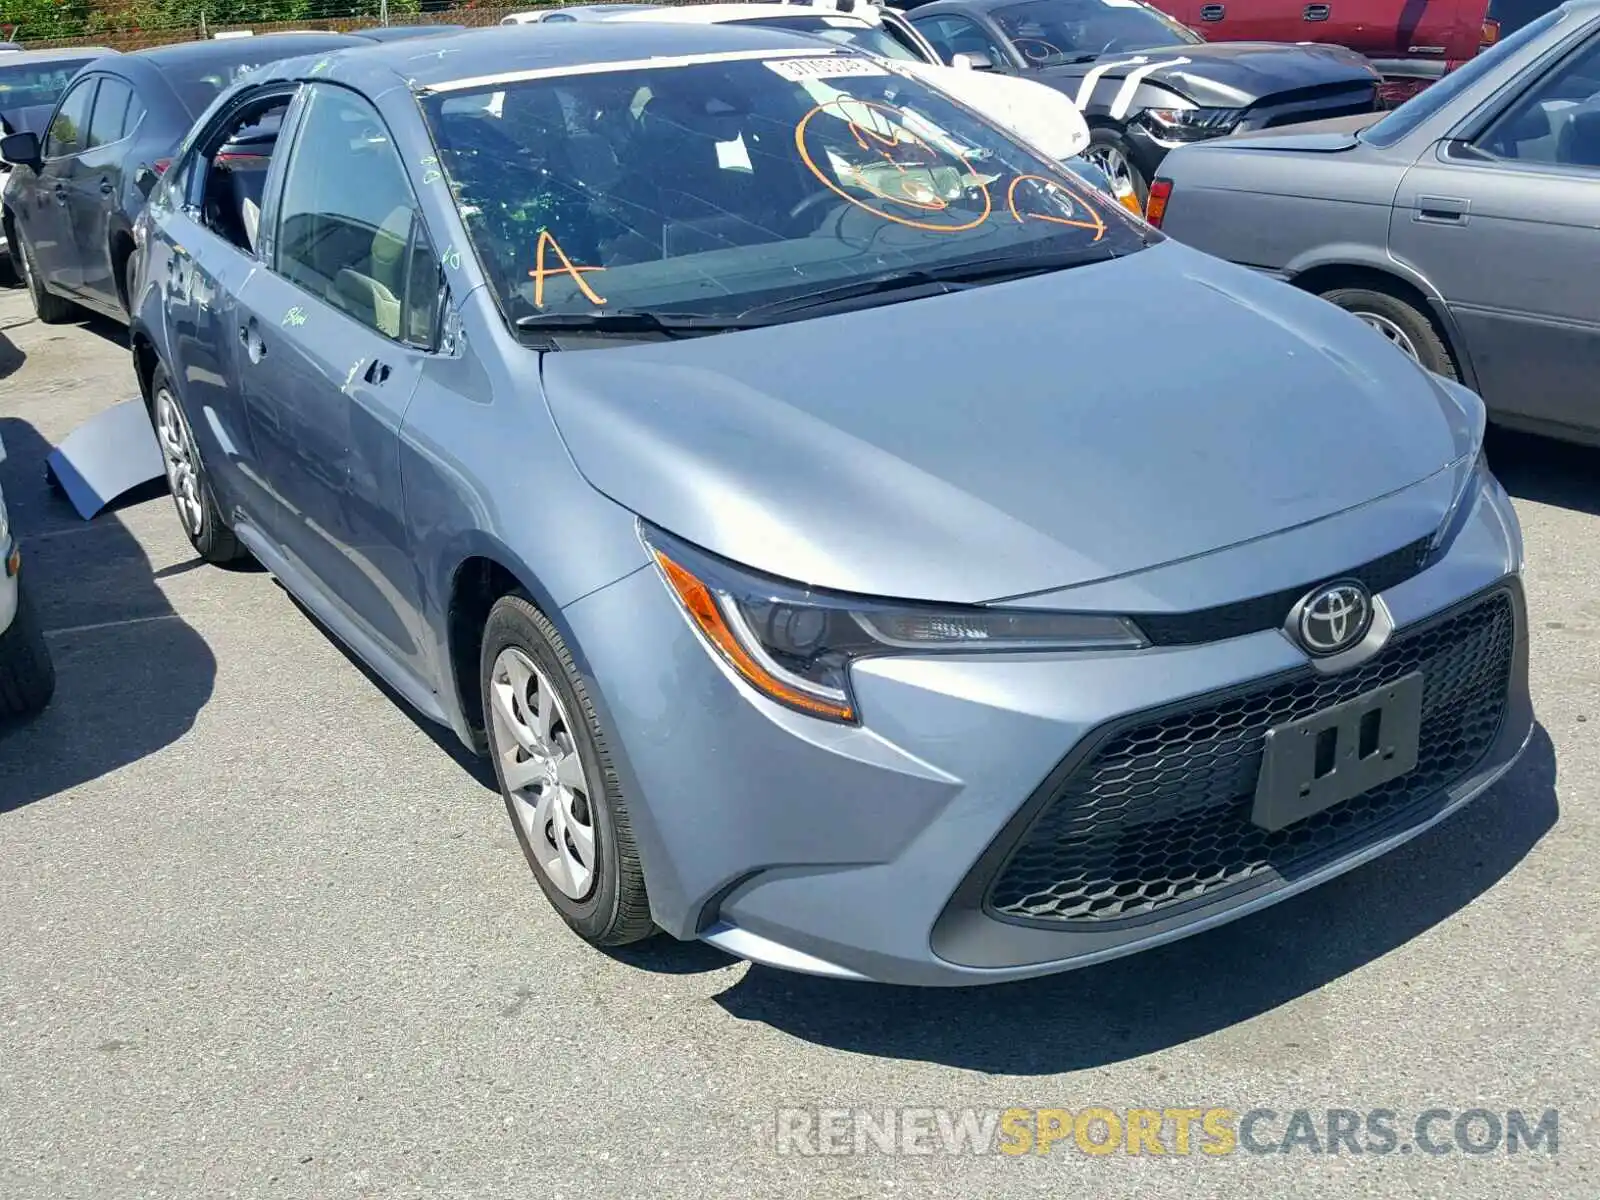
[794,100,991,233]
[1006,175,1106,240]
[529,230,607,308]
[1014,38,1064,61]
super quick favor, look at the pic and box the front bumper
[564,469,1530,985]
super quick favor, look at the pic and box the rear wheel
[1083,128,1149,207]
[0,579,56,720]
[480,592,654,947]
[1318,286,1458,380]
[15,230,76,324]
[151,366,246,565]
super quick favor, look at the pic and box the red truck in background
[1143,0,1554,103]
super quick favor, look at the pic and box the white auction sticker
[765,56,889,81]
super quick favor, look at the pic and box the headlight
[643,526,1147,724]
[1429,447,1487,556]
[1141,107,1243,142]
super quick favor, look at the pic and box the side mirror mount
[0,130,41,171]
[134,164,159,198]
[950,50,995,72]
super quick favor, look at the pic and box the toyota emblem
[1295,581,1373,656]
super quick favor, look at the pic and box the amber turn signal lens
[1145,178,1173,228]
[650,547,856,722]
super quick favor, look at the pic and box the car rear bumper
[564,469,1529,986]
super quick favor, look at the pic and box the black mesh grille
[1131,536,1431,647]
[988,590,1515,925]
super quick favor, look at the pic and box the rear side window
[1360,7,1567,147]
[275,85,439,345]
[86,76,137,147]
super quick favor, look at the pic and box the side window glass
[912,16,1005,65]
[43,80,95,159]
[881,16,931,61]
[1475,35,1600,169]
[87,77,135,149]
[275,86,435,344]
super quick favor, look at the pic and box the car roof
[350,23,468,40]
[127,32,368,68]
[0,46,117,65]
[287,20,853,91]
[597,3,877,23]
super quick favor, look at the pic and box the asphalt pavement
[0,285,1594,1199]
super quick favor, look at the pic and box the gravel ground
[0,285,1594,1199]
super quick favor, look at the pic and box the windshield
[1359,7,1566,147]
[420,52,1143,325]
[992,0,1200,65]
[738,15,925,62]
[0,59,94,113]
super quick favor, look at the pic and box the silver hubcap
[1354,311,1421,361]
[489,647,596,901]
[1083,143,1136,196]
[154,388,204,537]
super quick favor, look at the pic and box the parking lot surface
[0,285,1595,1199]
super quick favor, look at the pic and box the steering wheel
[1013,37,1064,62]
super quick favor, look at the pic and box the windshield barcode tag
[765,57,889,81]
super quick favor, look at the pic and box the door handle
[239,319,266,364]
[99,178,114,196]
[1200,3,1225,19]
[362,359,392,385]
[1415,195,1470,224]
[1303,3,1330,18]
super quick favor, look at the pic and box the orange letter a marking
[529,230,606,308]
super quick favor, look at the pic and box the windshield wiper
[741,247,1122,320]
[514,310,769,338]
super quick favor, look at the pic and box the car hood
[541,241,1469,605]
[1222,109,1387,148]
[1038,40,1378,108]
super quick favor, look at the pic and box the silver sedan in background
[1149,0,1600,448]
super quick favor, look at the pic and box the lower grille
[988,590,1515,925]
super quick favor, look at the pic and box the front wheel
[480,593,655,947]
[1319,287,1458,380]
[150,366,246,564]
[15,229,76,324]
[0,579,56,719]
[1083,128,1149,208]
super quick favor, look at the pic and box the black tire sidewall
[1322,287,1457,379]
[480,596,628,941]
[149,365,237,561]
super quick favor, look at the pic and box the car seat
[1555,102,1600,167]
[333,204,412,339]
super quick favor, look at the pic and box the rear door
[1389,26,1600,435]
[22,75,95,292]
[234,81,438,678]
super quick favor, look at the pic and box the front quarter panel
[1157,142,1407,271]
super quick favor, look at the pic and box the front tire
[1319,286,1458,380]
[480,593,654,947]
[150,366,246,565]
[0,580,56,719]
[1083,128,1149,207]
[14,230,76,324]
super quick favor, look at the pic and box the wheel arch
[1281,252,1478,390]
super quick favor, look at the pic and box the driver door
[21,76,96,293]
[1388,29,1600,435]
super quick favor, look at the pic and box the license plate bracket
[1251,672,1424,833]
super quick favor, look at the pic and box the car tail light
[214,152,268,165]
[1481,17,1499,46]
[152,158,172,175]
[1145,178,1173,228]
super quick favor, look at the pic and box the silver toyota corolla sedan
[121,23,1531,985]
